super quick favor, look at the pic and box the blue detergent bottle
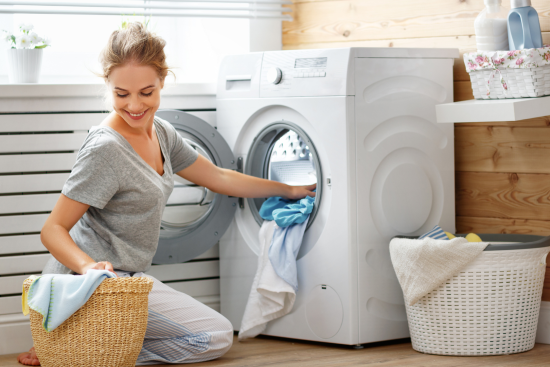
[508,0,543,50]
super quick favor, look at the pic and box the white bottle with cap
[474,0,510,51]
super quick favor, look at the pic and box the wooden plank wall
[283,0,550,299]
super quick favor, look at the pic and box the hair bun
[99,22,172,81]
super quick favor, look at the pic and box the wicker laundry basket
[469,65,550,99]
[404,234,550,356]
[23,276,153,367]
[464,47,550,100]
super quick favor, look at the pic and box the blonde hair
[99,22,171,81]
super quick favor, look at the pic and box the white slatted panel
[0,254,51,275]
[0,113,106,132]
[0,111,222,336]
[0,234,44,255]
[0,275,29,295]
[0,296,22,315]
[0,133,88,153]
[146,261,219,282]
[0,153,78,173]
[0,194,60,214]
[0,173,69,194]
[0,214,49,235]
[168,279,220,298]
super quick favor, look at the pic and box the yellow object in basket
[465,233,482,242]
[444,232,456,239]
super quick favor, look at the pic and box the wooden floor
[2,336,550,366]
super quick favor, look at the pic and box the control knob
[267,67,283,85]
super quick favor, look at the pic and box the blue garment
[418,225,449,240]
[23,269,116,331]
[259,195,315,228]
[268,217,309,292]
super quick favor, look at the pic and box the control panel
[259,49,352,98]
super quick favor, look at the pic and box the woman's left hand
[283,183,316,200]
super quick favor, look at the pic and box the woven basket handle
[486,56,509,97]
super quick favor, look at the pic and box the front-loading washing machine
[154,47,459,346]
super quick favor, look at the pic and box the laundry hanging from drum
[260,194,314,288]
[239,195,315,340]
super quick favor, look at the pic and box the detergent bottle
[507,0,543,50]
[474,0,509,51]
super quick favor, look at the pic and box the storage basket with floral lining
[404,234,550,356]
[464,46,550,99]
[23,276,153,367]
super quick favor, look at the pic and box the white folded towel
[389,237,488,306]
[238,221,296,340]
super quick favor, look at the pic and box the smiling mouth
[128,110,146,117]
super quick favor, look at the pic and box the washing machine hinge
[237,157,244,209]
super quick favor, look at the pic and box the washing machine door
[153,109,237,264]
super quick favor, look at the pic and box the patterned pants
[116,271,234,365]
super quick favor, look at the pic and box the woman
[18,22,315,366]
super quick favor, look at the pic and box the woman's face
[108,62,164,130]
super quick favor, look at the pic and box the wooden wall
[282,0,550,299]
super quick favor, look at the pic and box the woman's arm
[41,194,115,275]
[177,155,316,200]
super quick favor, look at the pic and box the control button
[320,71,326,77]
[267,67,283,84]
[298,73,304,78]
[307,73,313,77]
[314,72,320,77]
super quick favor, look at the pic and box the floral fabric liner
[464,46,550,97]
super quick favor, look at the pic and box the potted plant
[2,24,50,83]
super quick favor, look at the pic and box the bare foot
[17,347,40,366]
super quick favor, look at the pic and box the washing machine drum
[245,122,322,230]
[153,110,237,264]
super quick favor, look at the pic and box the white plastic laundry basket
[405,234,550,356]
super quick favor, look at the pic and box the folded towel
[389,237,487,306]
[418,225,449,240]
[268,217,309,292]
[238,221,296,340]
[259,195,314,228]
[22,269,116,331]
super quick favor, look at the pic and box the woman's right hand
[80,261,117,276]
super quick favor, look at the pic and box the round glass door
[245,122,322,229]
[153,110,237,265]
[161,131,217,234]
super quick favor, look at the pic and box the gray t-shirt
[42,117,199,274]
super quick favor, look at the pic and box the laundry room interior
[2,0,550,366]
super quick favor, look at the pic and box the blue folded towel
[23,269,116,332]
[268,217,309,292]
[259,194,315,228]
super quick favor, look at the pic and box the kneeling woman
[18,22,315,366]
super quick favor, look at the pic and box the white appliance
[215,47,459,346]
[154,47,459,346]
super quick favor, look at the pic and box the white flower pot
[6,48,44,84]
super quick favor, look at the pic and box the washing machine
[154,47,459,346]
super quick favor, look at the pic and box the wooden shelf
[436,95,550,123]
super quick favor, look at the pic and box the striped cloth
[114,271,233,365]
[418,225,449,240]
